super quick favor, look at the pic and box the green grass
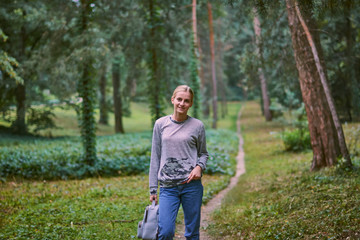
[208,101,360,239]
[44,102,155,136]
[217,101,242,132]
[0,176,147,239]
[0,102,163,136]
[0,101,242,239]
[0,174,233,239]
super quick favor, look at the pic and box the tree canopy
[1,0,359,170]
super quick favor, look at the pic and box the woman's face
[171,91,193,115]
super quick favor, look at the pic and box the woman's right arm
[149,121,161,202]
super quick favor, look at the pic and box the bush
[27,107,58,133]
[0,129,239,180]
[345,124,360,157]
[281,128,311,152]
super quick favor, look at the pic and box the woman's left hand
[186,165,202,183]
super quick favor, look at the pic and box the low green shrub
[0,129,238,180]
[345,124,360,157]
[281,128,311,152]
[27,107,58,133]
[206,129,239,175]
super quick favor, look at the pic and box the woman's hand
[149,194,157,204]
[186,165,202,183]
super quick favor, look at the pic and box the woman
[149,85,209,240]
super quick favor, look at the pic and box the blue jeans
[158,180,203,240]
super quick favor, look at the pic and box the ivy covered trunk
[79,0,97,167]
[79,63,97,166]
[286,0,344,170]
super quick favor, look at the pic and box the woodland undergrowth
[208,101,360,240]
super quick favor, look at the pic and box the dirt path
[175,109,246,239]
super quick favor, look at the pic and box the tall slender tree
[147,0,164,126]
[286,0,351,170]
[293,0,351,167]
[191,0,201,118]
[98,61,108,125]
[207,1,217,129]
[112,56,124,133]
[215,19,228,118]
[344,3,360,120]
[253,8,272,121]
[78,0,97,166]
[194,1,206,115]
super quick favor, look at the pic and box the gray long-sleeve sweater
[149,115,209,195]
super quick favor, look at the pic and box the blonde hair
[171,85,194,102]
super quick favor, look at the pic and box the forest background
[0,0,360,239]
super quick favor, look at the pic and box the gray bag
[137,201,159,240]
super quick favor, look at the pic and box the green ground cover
[0,102,241,239]
[0,129,237,180]
[0,102,239,180]
[208,101,360,239]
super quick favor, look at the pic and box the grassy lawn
[0,101,241,239]
[41,102,155,136]
[0,102,163,136]
[208,101,360,239]
[0,174,231,239]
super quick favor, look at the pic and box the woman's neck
[172,113,188,122]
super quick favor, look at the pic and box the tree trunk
[198,32,207,118]
[253,8,272,121]
[13,83,27,134]
[80,63,97,165]
[112,59,124,134]
[196,15,205,97]
[286,0,351,170]
[207,2,217,129]
[191,0,200,118]
[216,32,227,118]
[79,0,97,167]
[148,0,162,125]
[192,0,198,48]
[99,62,108,125]
[13,22,27,134]
[294,0,351,167]
[344,5,360,120]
